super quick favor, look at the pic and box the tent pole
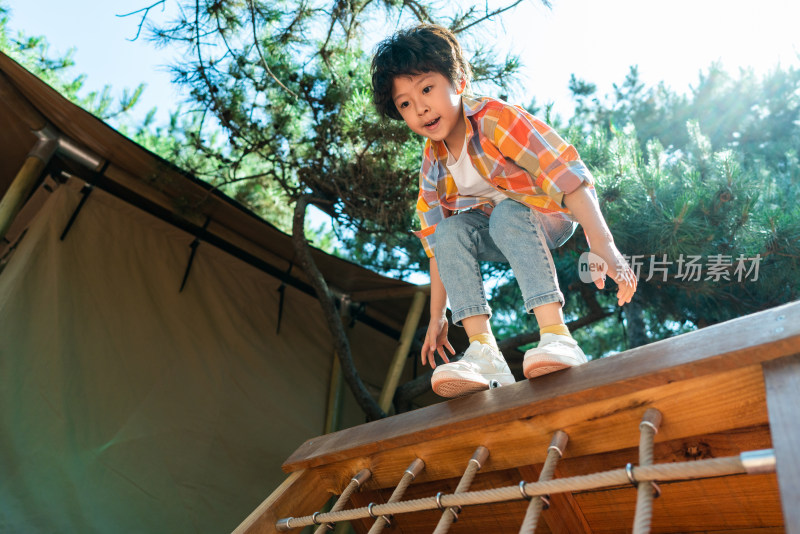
[0,136,57,242]
[0,72,103,172]
[0,72,104,244]
[324,352,345,434]
[377,291,427,413]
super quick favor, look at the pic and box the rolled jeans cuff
[524,290,564,313]
[451,304,493,327]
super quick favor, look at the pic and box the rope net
[276,409,776,533]
[279,454,754,530]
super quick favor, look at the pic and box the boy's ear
[456,75,467,95]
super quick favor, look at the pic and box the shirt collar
[462,94,489,117]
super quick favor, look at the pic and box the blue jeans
[434,199,576,326]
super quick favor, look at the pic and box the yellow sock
[469,332,498,349]
[540,324,571,338]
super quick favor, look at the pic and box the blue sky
[6,0,800,125]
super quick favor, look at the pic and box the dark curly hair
[371,24,472,121]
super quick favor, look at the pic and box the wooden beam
[284,301,799,473]
[233,469,330,534]
[574,475,783,532]
[378,291,427,413]
[763,353,800,533]
[324,352,345,434]
[554,423,775,479]
[290,365,768,489]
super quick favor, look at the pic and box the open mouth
[424,117,440,129]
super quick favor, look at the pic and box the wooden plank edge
[763,353,800,534]
[283,302,799,472]
[290,366,768,489]
[233,469,327,534]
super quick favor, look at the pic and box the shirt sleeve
[413,141,448,258]
[491,105,594,207]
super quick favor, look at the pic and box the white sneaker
[431,341,516,398]
[523,333,588,379]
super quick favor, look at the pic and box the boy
[371,24,637,398]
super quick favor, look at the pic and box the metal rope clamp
[625,463,662,498]
[367,503,392,527]
[518,481,532,501]
[310,511,335,530]
[435,492,461,522]
[518,481,551,509]
[540,494,551,510]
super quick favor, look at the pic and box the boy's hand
[591,241,637,306]
[421,315,455,369]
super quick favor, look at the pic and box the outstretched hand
[421,315,455,369]
[591,241,637,306]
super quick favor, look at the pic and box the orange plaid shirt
[415,95,594,258]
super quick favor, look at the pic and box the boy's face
[391,71,465,147]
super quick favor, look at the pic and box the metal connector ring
[625,462,638,487]
[450,506,461,523]
[519,480,532,500]
[435,492,446,511]
[540,495,551,510]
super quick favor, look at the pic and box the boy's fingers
[594,276,605,290]
[437,346,450,363]
[446,341,456,355]
[619,279,635,305]
[421,339,435,367]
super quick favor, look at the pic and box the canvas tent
[0,51,430,532]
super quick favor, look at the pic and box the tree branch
[247,0,298,98]
[292,194,386,420]
[117,0,167,41]
[453,0,524,34]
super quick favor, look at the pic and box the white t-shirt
[445,140,508,206]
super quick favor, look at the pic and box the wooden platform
[236,301,800,533]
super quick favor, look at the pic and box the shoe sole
[523,358,583,379]
[431,370,515,398]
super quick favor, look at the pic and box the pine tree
[138,0,532,419]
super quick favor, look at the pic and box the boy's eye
[422,86,432,94]
[398,101,409,109]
